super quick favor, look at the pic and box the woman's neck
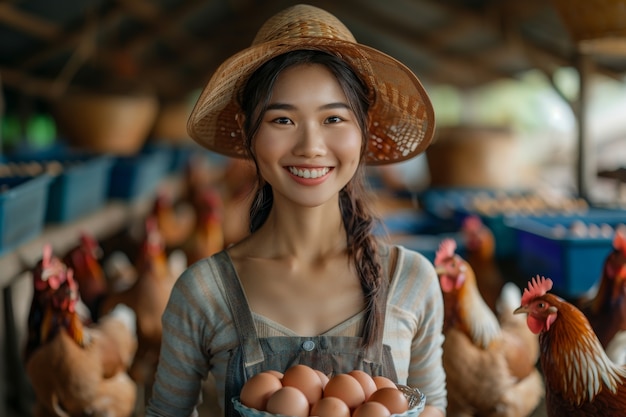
[256,200,347,262]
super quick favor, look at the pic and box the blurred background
[0,1,625,416]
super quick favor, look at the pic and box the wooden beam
[0,3,59,39]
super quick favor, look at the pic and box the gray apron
[212,248,399,417]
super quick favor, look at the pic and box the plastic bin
[8,146,114,223]
[108,147,171,200]
[507,210,626,297]
[0,174,52,255]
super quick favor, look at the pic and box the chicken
[151,187,196,250]
[434,238,543,417]
[514,275,626,416]
[183,186,225,265]
[461,215,505,316]
[63,231,108,322]
[25,252,137,417]
[577,228,626,350]
[25,244,89,361]
[99,216,177,390]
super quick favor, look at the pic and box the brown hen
[25,250,137,417]
[514,275,626,416]
[63,231,108,322]
[577,228,626,351]
[461,215,505,316]
[434,238,543,417]
[99,216,177,390]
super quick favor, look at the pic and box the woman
[147,4,445,417]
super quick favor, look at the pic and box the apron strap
[212,251,265,367]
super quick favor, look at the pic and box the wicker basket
[425,125,520,189]
[551,0,626,55]
[53,91,159,155]
[232,385,426,417]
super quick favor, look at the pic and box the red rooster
[63,232,108,322]
[434,238,543,417]
[25,249,138,417]
[578,228,626,350]
[461,215,506,316]
[26,244,88,361]
[514,275,626,416]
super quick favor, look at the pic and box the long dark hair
[238,50,386,348]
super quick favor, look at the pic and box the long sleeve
[383,245,447,414]
[146,258,239,416]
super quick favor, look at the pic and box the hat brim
[187,37,435,165]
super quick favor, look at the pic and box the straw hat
[187,3,435,165]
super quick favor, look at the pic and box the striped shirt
[146,244,447,416]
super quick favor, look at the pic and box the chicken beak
[513,305,529,315]
[434,266,446,275]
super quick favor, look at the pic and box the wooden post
[574,51,594,201]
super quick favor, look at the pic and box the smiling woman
[146,5,445,417]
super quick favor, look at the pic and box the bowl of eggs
[233,364,426,417]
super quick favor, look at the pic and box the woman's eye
[273,117,292,125]
[325,116,343,124]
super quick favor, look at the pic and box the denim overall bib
[212,247,399,417]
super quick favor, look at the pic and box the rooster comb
[521,275,553,305]
[434,238,456,266]
[462,215,482,231]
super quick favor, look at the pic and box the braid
[340,173,386,348]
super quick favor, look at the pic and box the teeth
[288,167,330,179]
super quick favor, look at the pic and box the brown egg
[264,369,284,380]
[239,372,283,411]
[348,370,377,401]
[281,364,324,406]
[266,386,310,417]
[368,387,409,414]
[372,376,397,390]
[315,370,330,389]
[310,396,351,417]
[323,374,365,410]
[352,401,391,417]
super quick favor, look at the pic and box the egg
[368,387,409,414]
[315,370,330,389]
[281,364,323,405]
[310,396,351,417]
[266,386,310,417]
[264,369,284,380]
[239,371,283,411]
[352,401,391,417]
[348,370,377,401]
[323,373,365,410]
[372,376,397,390]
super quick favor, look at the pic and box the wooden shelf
[0,175,183,289]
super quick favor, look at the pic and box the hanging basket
[551,0,626,55]
[53,91,159,155]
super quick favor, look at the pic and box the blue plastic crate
[9,149,114,223]
[508,210,626,297]
[0,174,52,255]
[45,156,113,222]
[108,147,170,200]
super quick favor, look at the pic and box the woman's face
[252,63,362,208]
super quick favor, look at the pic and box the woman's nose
[293,124,326,157]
